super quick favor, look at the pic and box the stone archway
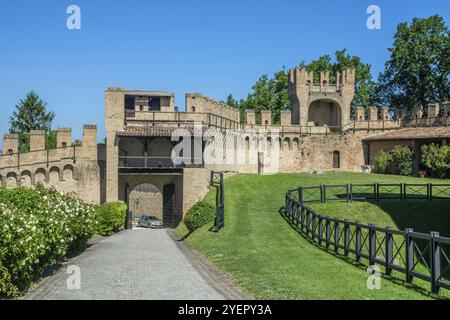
[128,183,163,219]
[308,99,342,130]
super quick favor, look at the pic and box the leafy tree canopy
[9,91,56,152]
[376,15,450,114]
[299,49,376,108]
[228,49,374,123]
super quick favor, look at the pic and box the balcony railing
[118,156,203,169]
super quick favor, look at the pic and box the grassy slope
[177,172,450,300]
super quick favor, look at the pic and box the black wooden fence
[285,183,450,295]
[297,183,450,203]
[210,171,224,232]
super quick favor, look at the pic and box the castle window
[62,142,67,148]
[333,150,340,169]
[265,120,268,125]
[192,106,196,113]
[7,149,13,155]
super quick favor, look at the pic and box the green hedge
[421,143,450,178]
[184,201,216,231]
[0,185,97,298]
[96,202,128,236]
[375,145,413,176]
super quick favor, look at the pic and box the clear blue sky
[0,0,449,141]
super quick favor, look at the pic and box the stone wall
[185,93,240,122]
[0,125,101,204]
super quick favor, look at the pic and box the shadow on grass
[278,206,448,300]
[319,192,450,236]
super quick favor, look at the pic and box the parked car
[138,215,163,228]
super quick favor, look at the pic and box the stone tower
[287,68,355,128]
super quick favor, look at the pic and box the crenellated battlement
[288,67,355,88]
[0,124,100,204]
[287,67,355,127]
[1,124,97,156]
[185,93,240,122]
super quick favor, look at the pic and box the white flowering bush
[0,184,97,298]
[96,202,127,236]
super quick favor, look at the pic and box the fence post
[325,216,331,249]
[290,201,295,222]
[355,221,362,263]
[210,170,213,186]
[334,218,339,253]
[401,183,405,200]
[405,228,414,284]
[368,224,376,266]
[428,183,432,201]
[344,220,350,256]
[346,184,351,202]
[376,183,379,202]
[311,213,316,241]
[385,227,393,276]
[318,216,323,245]
[320,185,326,203]
[430,231,441,294]
[300,206,306,232]
[298,187,303,204]
[305,208,311,236]
[349,183,353,201]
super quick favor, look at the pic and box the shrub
[96,202,128,236]
[375,150,393,174]
[421,143,450,178]
[184,201,216,231]
[0,185,97,297]
[0,266,18,298]
[391,145,413,176]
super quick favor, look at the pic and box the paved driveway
[25,229,225,300]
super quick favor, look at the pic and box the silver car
[137,215,163,228]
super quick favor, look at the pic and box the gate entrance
[163,184,175,227]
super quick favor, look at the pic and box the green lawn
[176,172,450,300]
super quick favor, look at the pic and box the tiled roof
[117,125,206,137]
[363,127,450,141]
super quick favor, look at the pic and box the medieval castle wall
[2,81,449,217]
[0,125,101,204]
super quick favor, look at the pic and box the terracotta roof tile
[363,127,450,141]
[117,125,206,137]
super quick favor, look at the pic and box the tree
[300,49,376,109]
[421,143,450,178]
[391,145,413,176]
[9,91,55,152]
[230,69,291,124]
[376,15,450,114]
[225,94,239,108]
[231,50,375,124]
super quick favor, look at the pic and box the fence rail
[210,171,224,232]
[284,182,450,295]
[296,183,450,203]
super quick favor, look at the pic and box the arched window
[333,151,340,169]
[7,149,13,155]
